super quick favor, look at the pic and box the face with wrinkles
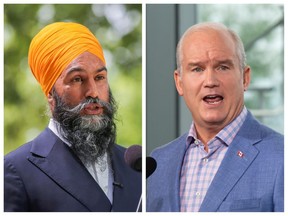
[174,29,250,136]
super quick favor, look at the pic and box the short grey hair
[176,22,246,72]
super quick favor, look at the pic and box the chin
[202,112,226,124]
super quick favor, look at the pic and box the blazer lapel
[199,113,262,212]
[28,128,112,212]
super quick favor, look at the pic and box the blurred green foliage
[4,4,142,154]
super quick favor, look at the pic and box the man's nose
[203,68,219,88]
[85,78,99,98]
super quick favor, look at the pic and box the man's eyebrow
[187,59,235,67]
[66,66,107,75]
[66,67,84,75]
[187,61,206,67]
[217,59,234,66]
[97,66,107,73]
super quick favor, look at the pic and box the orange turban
[28,22,106,96]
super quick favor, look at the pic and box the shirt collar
[48,118,72,147]
[186,106,248,147]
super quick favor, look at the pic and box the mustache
[63,97,113,115]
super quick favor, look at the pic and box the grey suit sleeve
[4,158,29,212]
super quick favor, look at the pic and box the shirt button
[194,140,199,145]
[203,158,208,163]
[195,192,201,197]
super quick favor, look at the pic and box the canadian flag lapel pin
[237,150,244,158]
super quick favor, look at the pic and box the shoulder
[112,143,126,154]
[257,124,283,148]
[240,111,283,148]
[151,133,187,159]
[5,128,56,158]
[5,128,59,169]
[5,141,33,164]
[110,143,129,162]
[238,112,283,165]
[255,125,283,160]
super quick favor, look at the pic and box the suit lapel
[199,113,262,212]
[28,128,112,212]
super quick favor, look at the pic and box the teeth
[206,95,219,98]
[204,95,223,99]
[203,95,223,105]
[207,100,221,104]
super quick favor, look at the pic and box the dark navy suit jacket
[147,111,284,212]
[4,128,141,212]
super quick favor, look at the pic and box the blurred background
[4,4,142,154]
[147,4,284,154]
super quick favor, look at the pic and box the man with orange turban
[4,22,141,212]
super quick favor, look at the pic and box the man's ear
[243,66,251,91]
[47,91,55,112]
[174,70,184,96]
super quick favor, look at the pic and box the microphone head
[146,156,157,178]
[124,145,142,172]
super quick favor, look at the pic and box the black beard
[51,88,117,166]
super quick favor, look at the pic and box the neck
[194,124,223,152]
[194,106,245,148]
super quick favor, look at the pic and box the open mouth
[203,94,223,105]
[83,103,103,115]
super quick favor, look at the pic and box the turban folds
[28,22,106,96]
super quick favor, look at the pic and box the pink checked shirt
[180,107,247,212]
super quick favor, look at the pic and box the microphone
[146,156,157,178]
[124,145,157,212]
[124,145,142,212]
[124,145,142,172]
[124,145,157,178]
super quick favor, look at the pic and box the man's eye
[192,67,203,72]
[218,65,229,71]
[73,77,82,82]
[95,75,105,81]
